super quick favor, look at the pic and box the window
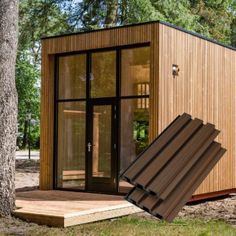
[57,102,86,190]
[119,46,150,193]
[120,99,149,172]
[58,54,86,99]
[91,51,116,98]
[121,47,150,96]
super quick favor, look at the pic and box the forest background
[17,0,236,149]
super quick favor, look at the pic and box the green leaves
[16,0,236,148]
[17,0,71,149]
[16,52,40,148]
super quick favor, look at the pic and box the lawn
[0,215,235,236]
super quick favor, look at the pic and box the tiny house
[40,21,236,199]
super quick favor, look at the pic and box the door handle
[87,142,92,152]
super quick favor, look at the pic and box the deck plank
[14,190,142,227]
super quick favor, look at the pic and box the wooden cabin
[40,21,236,200]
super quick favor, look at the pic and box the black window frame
[53,43,151,194]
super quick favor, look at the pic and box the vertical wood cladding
[158,23,236,195]
[40,24,154,190]
[41,21,236,196]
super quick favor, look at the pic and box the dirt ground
[181,193,236,226]
[15,159,39,192]
[0,159,234,235]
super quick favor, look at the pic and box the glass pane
[119,98,149,193]
[91,51,116,98]
[58,54,86,99]
[121,47,150,96]
[57,102,86,189]
[92,105,112,178]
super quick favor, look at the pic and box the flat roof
[41,20,236,52]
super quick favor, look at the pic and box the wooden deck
[14,190,142,227]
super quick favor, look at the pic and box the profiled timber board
[14,190,143,227]
[122,114,224,199]
[126,142,226,222]
[122,114,226,221]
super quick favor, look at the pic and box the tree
[190,0,233,44]
[230,0,236,47]
[16,52,40,149]
[19,0,71,65]
[0,0,18,216]
[17,0,71,149]
[15,0,236,149]
[104,1,118,27]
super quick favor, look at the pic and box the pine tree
[0,0,18,216]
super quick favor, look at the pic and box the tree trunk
[105,0,118,27]
[0,0,18,216]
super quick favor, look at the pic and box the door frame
[53,43,150,194]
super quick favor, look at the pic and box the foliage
[19,0,71,63]
[16,52,40,149]
[17,0,71,149]
[189,0,234,44]
[230,0,236,46]
[16,0,236,149]
[63,0,235,45]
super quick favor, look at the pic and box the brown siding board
[138,194,159,210]
[131,118,203,188]
[154,142,223,216]
[127,188,145,203]
[159,130,220,200]
[126,141,226,222]
[164,146,226,221]
[122,114,224,199]
[123,114,226,221]
[146,125,218,198]
[166,149,226,221]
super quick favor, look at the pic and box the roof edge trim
[41,20,236,52]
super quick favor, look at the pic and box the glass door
[55,46,149,193]
[87,100,117,193]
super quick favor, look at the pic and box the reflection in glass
[121,47,150,96]
[91,51,116,98]
[58,54,86,99]
[57,102,86,189]
[119,98,149,192]
[92,105,112,178]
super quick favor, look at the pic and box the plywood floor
[14,190,142,227]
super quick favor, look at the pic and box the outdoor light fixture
[172,64,179,78]
[90,73,94,81]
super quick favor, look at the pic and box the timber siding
[158,23,236,195]
[41,21,236,197]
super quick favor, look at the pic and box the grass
[1,215,235,236]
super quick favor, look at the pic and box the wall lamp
[172,64,180,78]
